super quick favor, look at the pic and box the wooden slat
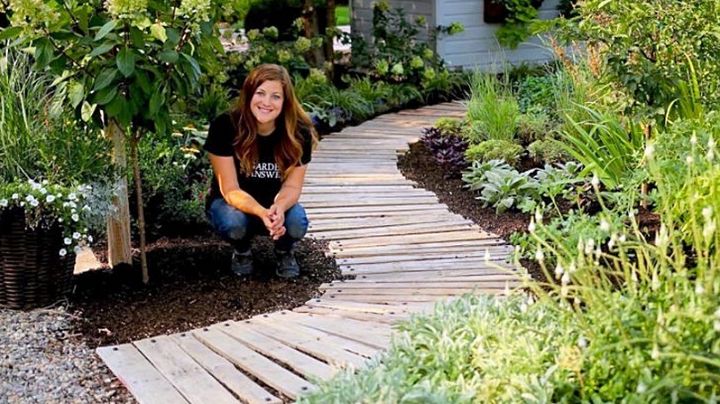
[193,328,314,400]
[133,336,238,404]
[240,318,368,369]
[278,312,391,349]
[172,333,281,404]
[252,312,380,359]
[96,344,189,404]
[219,322,337,381]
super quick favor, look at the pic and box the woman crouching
[203,64,317,278]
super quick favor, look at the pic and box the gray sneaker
[275,249,300,279]
[231,249,254,276]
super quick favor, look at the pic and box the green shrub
[465,140,523,165]
[516,72,557,115]
[434,117,464,136]
[466,72,519,143]
[567,0,720,110]
[516,109,552,144]
[528,139,568,164]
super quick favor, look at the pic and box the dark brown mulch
[70,236,341,348]
[398,141,530,240]
[397,142,550,282]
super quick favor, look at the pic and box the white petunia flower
[0,199,7,207]
[25,195,34,202]
[64,237,72,245]
[58,217,63,223]
[87,235,94,243]
[11,193,19,199]
[59,248,67,257]
[39,187,47,195]
[68,193,77,201]
[71,214,79,222]
[72,232,81,240]
[82,205,91,212]
[46,195,56,203]
[30,199,39,207]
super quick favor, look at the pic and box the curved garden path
[96,102,520,403]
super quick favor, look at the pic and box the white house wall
[436,0,560,71]
[351,0,435,46]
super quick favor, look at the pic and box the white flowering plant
[0,180,113,257]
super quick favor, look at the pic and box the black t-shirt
[203,113,313,208]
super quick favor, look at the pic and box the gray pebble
[0,308,136,403]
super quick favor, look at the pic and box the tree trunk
[303,0,325,68]
[105,119,132,268]
[324,0,336,79]
[129,133,149,284]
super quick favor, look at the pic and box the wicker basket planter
[0,207,75,310]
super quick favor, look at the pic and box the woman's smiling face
[251,80,284,133]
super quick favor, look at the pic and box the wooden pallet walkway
[96,102,521,403]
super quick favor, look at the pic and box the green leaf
[0,27,22,41]
[89,42,114,58]
[93,68,117,91]
[81,101,96,122]
[150,23,167,43]
[95,20,118,41]
[116,47,135,77]
[68,81,85,108]
[34,39,53,68]
[93,86,117,105]
[129,27,145,48]
[149,85,165,116]
[165,28,180,46]
[135,70,152,95]
[157,50,178,64]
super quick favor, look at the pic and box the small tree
[1,0,222,283]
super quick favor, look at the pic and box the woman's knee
[208,199,250,241]
[284,204,308,239]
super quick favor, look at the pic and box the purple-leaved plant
[420,127,469,177]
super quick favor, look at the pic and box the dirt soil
[398,141,530,240]
[70,236,341,348]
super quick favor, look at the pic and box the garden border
[96,102,520,403]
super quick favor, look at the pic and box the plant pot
[483,0,509,23]
[0,207,76,310]
[483,0,545,23]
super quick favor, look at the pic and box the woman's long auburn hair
[229,64,317,178]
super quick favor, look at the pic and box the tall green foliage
[564,0,720,111]
[0,47,109,184]
[466,72,519,143]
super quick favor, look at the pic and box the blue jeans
[207,198,309,252]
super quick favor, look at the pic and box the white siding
[436,0,560,71]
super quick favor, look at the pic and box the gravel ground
[0,307,134,404]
